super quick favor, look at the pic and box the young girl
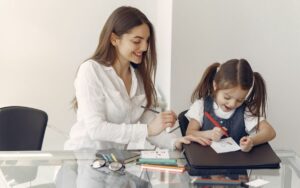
[185,59,276,152]
[64,6,205,151]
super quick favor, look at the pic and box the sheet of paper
[210,137,241,153]
[246,179,269,187]
[141,149,170,159]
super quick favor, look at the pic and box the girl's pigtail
[247,72,267,122]
[191,63,220,102]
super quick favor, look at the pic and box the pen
[204,111,229,137]
[141,105,176,133]
[181,148,185,157]
[141,105,160,114]
[167,125,180,133]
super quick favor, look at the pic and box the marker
[204,112,229,137]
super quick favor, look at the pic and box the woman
[64,6,209,151]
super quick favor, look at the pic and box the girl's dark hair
[73,6,157,109]
[191,59,267,119]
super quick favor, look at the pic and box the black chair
[0,106,48,151]
[178,110,189,136]
[0,106,48,185]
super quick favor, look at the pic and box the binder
[183,142,281,171]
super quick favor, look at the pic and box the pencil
[204,112,229,137]
[111,153,117,162]
[141,105,160,114]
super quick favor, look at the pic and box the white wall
[1,0,299,154]
[171,0,300,154]
[0,0,170,149]
[155,0,172,110]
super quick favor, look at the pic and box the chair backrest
[178,110,189,136]
[0,106,48,151]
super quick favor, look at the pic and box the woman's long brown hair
[73,6,157,110]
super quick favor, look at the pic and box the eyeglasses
[91,158,125,175]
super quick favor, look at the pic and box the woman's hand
[174,135,211,150]
[147,111,177,136]
[240,136,254,152]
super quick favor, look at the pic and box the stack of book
[137,149,185,173]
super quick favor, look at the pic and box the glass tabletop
[0,149,299,188]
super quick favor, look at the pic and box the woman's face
[214,85,248,112]
[113,23,150,65]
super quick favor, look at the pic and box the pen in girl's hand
[141,105,160,114]
[204,112,229,137]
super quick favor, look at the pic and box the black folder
[183,142,281,170]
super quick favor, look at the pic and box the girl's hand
[174,135,211,150]
[209,127,225,141]
[147,111,177,136]
[240,136,254,152]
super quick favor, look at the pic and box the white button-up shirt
[64,60,176,150]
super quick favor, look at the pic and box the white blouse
[64,60,176,150]
[185,99,265,135]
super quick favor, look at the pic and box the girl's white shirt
[64,60,176,150]
[185,99,265,135]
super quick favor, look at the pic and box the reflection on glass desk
[0,149,299,188]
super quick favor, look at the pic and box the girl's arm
[250,120,276,145]
[240,120,276,152]
[186,119,220,142]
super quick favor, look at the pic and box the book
[183,142,281,170]
[137,158,178,166]
[140,164,185,173]
[191,173,249,186]
[96,148,140,164]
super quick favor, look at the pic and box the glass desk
[0,149,299,188]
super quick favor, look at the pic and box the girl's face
[112,23,150,65]
[214,85,248,112]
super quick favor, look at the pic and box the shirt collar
[103,65,113,71]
